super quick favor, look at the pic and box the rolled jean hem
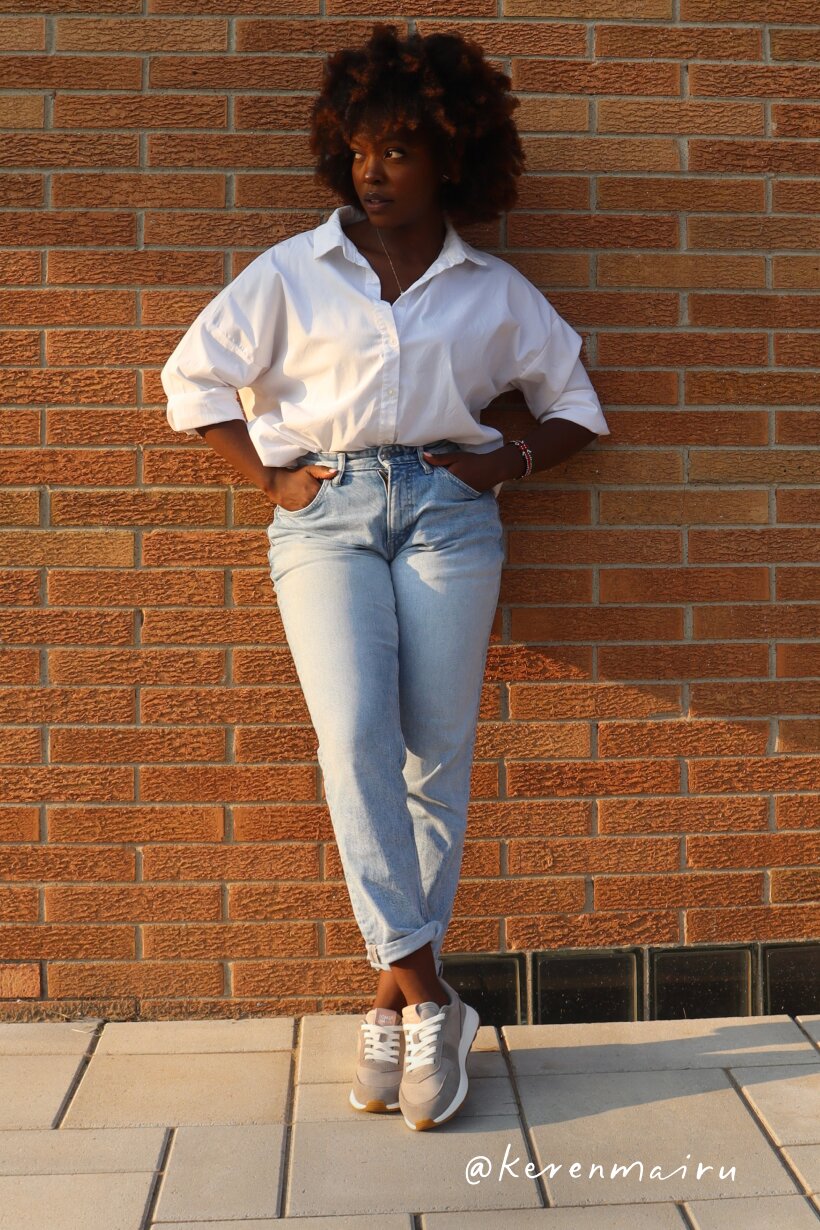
[365,920,442,972]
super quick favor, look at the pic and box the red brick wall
[1,5,818,1019]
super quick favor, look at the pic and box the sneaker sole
[401,1002,480,1131]
[348,1089,400,1113]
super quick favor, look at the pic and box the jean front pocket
[438,464,483,499]
[275,474,332,520]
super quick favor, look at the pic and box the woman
[161,24,610,1131]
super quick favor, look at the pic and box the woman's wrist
[496,442,528,482]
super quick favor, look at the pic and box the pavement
[0,1011,819,1229]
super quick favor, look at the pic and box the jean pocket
[438,464,483,499]
[276,475,331,519]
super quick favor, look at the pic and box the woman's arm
[196,420,284,500]
[490,419,598,482]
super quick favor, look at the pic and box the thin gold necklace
[374,225,404,296]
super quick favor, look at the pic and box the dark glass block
[535,950,638,1024]
[764,944,820,1015]
[651,947,752,1020]
[441,955,524,1027]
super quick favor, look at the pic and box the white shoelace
[402,1008,446,1073]
[361,1020,402,1063]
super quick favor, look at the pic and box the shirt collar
[312,203,488,269]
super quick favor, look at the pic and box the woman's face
[348,120,446,229]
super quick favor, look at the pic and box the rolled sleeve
[160,250,279,438]
[161,325,258,437]
[509,288,610,438]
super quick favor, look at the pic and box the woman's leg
[265,460,447,988]
[390,453,505,984]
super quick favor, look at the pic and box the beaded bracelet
[509,438,533,478]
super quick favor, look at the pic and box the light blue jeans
[265,440,505,975]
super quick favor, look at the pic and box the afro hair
[308,23,526,227]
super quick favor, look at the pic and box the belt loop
[417,444,432,475]
[333,450,346,484]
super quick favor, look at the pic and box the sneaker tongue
[369,1007,400,1026]
[403,1000,441,1023]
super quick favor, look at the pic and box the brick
[691,681,820,715]
[770,869,820,903]
[4,562,49,609]
[687,832,820,869]
[599,643,768,680]
[600,566,769,604]
[510,683,680,719]
[48,648,225,685]
[0,687,134,726]
[47,804,224,844]
[48,570,224,608]
[599,795,769,834]
[44,884,221,923]
[599,489,769,526]
[687,905,820,943]
[48,961,223,999]
[595,871,763,910]
[510,836,679,874]
[694,603,820,638]
[776,410,820,444]
[0,964,40,999]
[599,718,768,758]
[508,910,679,950]
[515,748,682,800]
[0,767,133,804]
[50,725,226,764]
[0,648,40,684]
[689,449,820,484]
[777,720,820,752]
[512,604,683,642]
[0,531,134,567]
[776,795,820,829]
[143,921,318,958]
[0,806,39,843]
[508,529,682,565]
[777,488,820,522]
[690,529,820,563]
[500,567,594,604]
[140,765,317,805]
[777,568,820,601]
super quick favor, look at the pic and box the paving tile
[516,1068,798,1205]
[286,1115,540,1217]
[0,1127,165,1175]
[0,1055,87,1130]
[424,1207,687,1228]
[685,1194,820,1229]
[0,1019,99,1055]
[731,1064,820,1146]
[152,1219,412,1229]
[96,1017,294,1055]
[503,1016,818,1075]
[0,1172,153,1230]
[294,1074,517,1122]
[782,1145,820,1193]
[61,1052,292,1128]
[297,1013,497,1085]
[153,1125,285,1223]
[798,1016,820,1048]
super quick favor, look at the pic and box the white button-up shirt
[161,203,610,497]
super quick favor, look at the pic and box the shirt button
[388,388,396,395]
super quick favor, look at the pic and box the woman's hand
[422,449,514,492]
[264,464,338,511]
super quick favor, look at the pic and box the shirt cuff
[533,355,610,437]
[165,394,247,438]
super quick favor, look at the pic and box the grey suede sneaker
[399,976,480,1130]
[348,1006,404,1113]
